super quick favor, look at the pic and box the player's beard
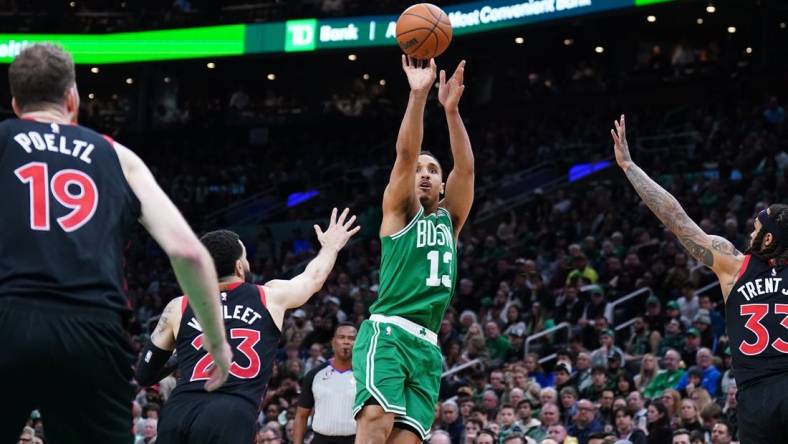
[745,229,766,257]
[242,264,253,283]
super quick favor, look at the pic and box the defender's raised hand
[402,55,437,98]
[313,207,360,252]
[438,60,466,112]
[610,114,633,169]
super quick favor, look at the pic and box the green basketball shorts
[352,314,443,440]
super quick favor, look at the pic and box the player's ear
[65,85,79,122]
[441,181,446,195]
[235,259,244,278]
[11,97,21,117]
[763,232,773,247]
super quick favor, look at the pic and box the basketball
[395,3,453,60]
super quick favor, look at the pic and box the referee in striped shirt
[294,322,358,444]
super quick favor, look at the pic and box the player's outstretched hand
[314,207,361,253]
[610,114,633,169]
[402,55,436,98]
[203,340,232,392]
[438,60,466,112]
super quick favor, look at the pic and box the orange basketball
[395,3,453,60]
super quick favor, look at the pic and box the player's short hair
[200,229,243,278]
[419,150,443,174]
[748,203,788,261]
[334,322,357,335]
[9,43,76,112]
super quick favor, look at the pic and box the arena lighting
[287,190,320,208]
[568,160,612,182]
[697,17,704,25]
[563,38,574,46]
[727,26,736,34]
[646,15,656,23]
[781,22,786,29]
[514,36,525,44]
[706,4,716,13]
[266,73,275,80]
[362,73,370,80]
[69,1,76,7]
[347,53,357,61]
[595,45,604,53]
[379,79,386,86]
[745,47,752,54]
[125,77,133,84]
[88,93,94,99]
[163,76,171,83]
[90,66,99,73]
[206,61,216,68]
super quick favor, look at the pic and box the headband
[758,209,786,245]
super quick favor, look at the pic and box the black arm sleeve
[135,341,175,386]
[297,363,327,409]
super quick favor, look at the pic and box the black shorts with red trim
[157,391,257,444]
[0,296,134,443]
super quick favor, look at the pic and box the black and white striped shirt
[298,360,356,436]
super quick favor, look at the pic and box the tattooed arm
[135,297,183,386]
[610,115,744,299]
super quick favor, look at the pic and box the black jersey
[0,118,140,312]
[727,254,788,388]
[171,282,281,407]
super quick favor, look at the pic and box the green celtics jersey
[370,206,457,333]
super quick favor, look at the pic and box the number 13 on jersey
[426,250,452,288]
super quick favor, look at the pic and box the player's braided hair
[746,204,788,263]
[199,229,243,278]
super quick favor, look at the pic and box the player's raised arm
[264,208,360,328]
[114,142,232,392]
[611,115,744,299]
[438,60,474,236]
[381,56,436,236]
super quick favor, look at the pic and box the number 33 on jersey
[371,207,457,334]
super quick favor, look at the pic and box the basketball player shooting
[136,208,359,444]
[611,114,788,444]
[352,56,474,444]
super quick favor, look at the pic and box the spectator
[633,354,659,391]
[554,362,573,391]
[486,322,512,365]
[539,403,561,435]
[431,430,452,444]
[678,399,704,436]
[570,353,593,393]
[763,96,785,125]
[464,418,483,444]
[497,404,524,443]
[612,407,645,444]
[646,401,673,444]
[657,319,685,357]
[710,421,734,444]
[135,418,157,444]
[558,387,579,424]
[505,326,527,363]
[483,390,501,419]
[441,400,465,444]
[18,427,35,444]
[721,386,738,438]
[590,330,624,368]
[671,428,691,444]
[676,283,699,327]
[675,348,720,397]
[490,371,508,398]
[625,317,651,359]
[643,350,685,399]
[526,354,554,388]
[567,399,603,444]
[517,400,545,442]
[680,329,701,368]
[477,429,498,444]
[580,366,608,402]
[303,343,326,372]
[625,391,648,433]
[546,423,573,444]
